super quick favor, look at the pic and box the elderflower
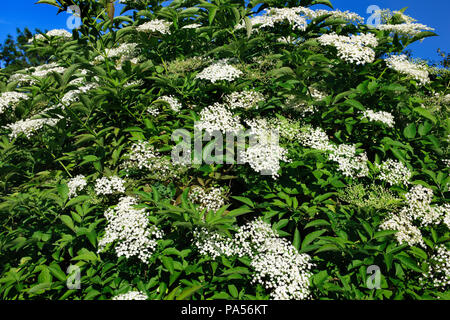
[189,186,225,213]
[28,29,72,43]
[94,176,126,195]
[403,185,449,227]
[195,60,243,83]
[317,33,378,65]
[94,43,139,63]
[112,291,148,300]
[297,126,332,151]
[67,175,87,199]
[98,196,163,263]
[5,118,60,139]
[195,103,243,135]
[136,19,172,34]
[379,210,425,247]
[61,83,98,105]
[238,7,309,31]
[421,245,450,289]
[328,144,369,178]
[158,95,182,112]
[194,219,314,300]
[182,23,202,29]
[224,90,265,110]
[146,105,160,117]
[377,23,434,37]
[385,55,430,85]
[314,9,365,24]
[0,92,29,114]
[361,109,395,127]
[376,159,412,186]
[122,141,187,180]
[242,122,289,179]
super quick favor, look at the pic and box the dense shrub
[0,0,449,300]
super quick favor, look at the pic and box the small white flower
[361,109,395,127]
[376,159,411,186]
[67,175,87,199]
[0,92,30,114]
[317,33,378,65]
[195,60,243,83]
[98,196,163,263]
[136,19,172,34]
[112,290,148,300]
[385,55,430,85]
[94,176,126,195]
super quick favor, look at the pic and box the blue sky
[0,0,448,62]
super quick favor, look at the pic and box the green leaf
[293,228,301,250]
[176,285,202,300]
[301,229,326,250]
[228,284,238,298]
[65,195,91,208]
[60,215,75,232]
[403,123,416,139]
[413,107,437,124]
[395,255,423,273]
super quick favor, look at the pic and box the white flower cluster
[298,126,332,151]
[67,175,87,199]
[193,219,314,300]
[195,103,243,135]
[314,9,365,24]
[377,23,434,37]
[158,95,182,112]
[94,176,126,196]
[240,7,309,31]
[94,43,139,64]
[189,186,225,213]
[0,91,29,114]
[146,105,160,117]
[123,141,171,174]
[404,185,449,227]
[224,90,265,110]
[182,23,202,29]
[379,210,425,247]
[28,29,72,42]
[376,159,412,186]
[62,83,98,105]
[123,79,144,88]
[328,144,369,178]
[421,245,450,289]
[112,290,148,300]
[195,60,243,83]
[98,196,163,263]
[309,88,328,101]
[242,142,289,179]
[317,33,378,65]
[4,118,60,139]
[8,63,66,85]
[31,63,66,79]
[136,19,172,34]
[242,119,290,179]
[361,109,395,127]
[380,185,450,247]
[385,55,430,85]
[445,212,450,229]
[298,126,369,178]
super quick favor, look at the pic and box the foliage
[0,0,449,300]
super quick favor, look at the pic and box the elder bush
[0,0,449,300]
